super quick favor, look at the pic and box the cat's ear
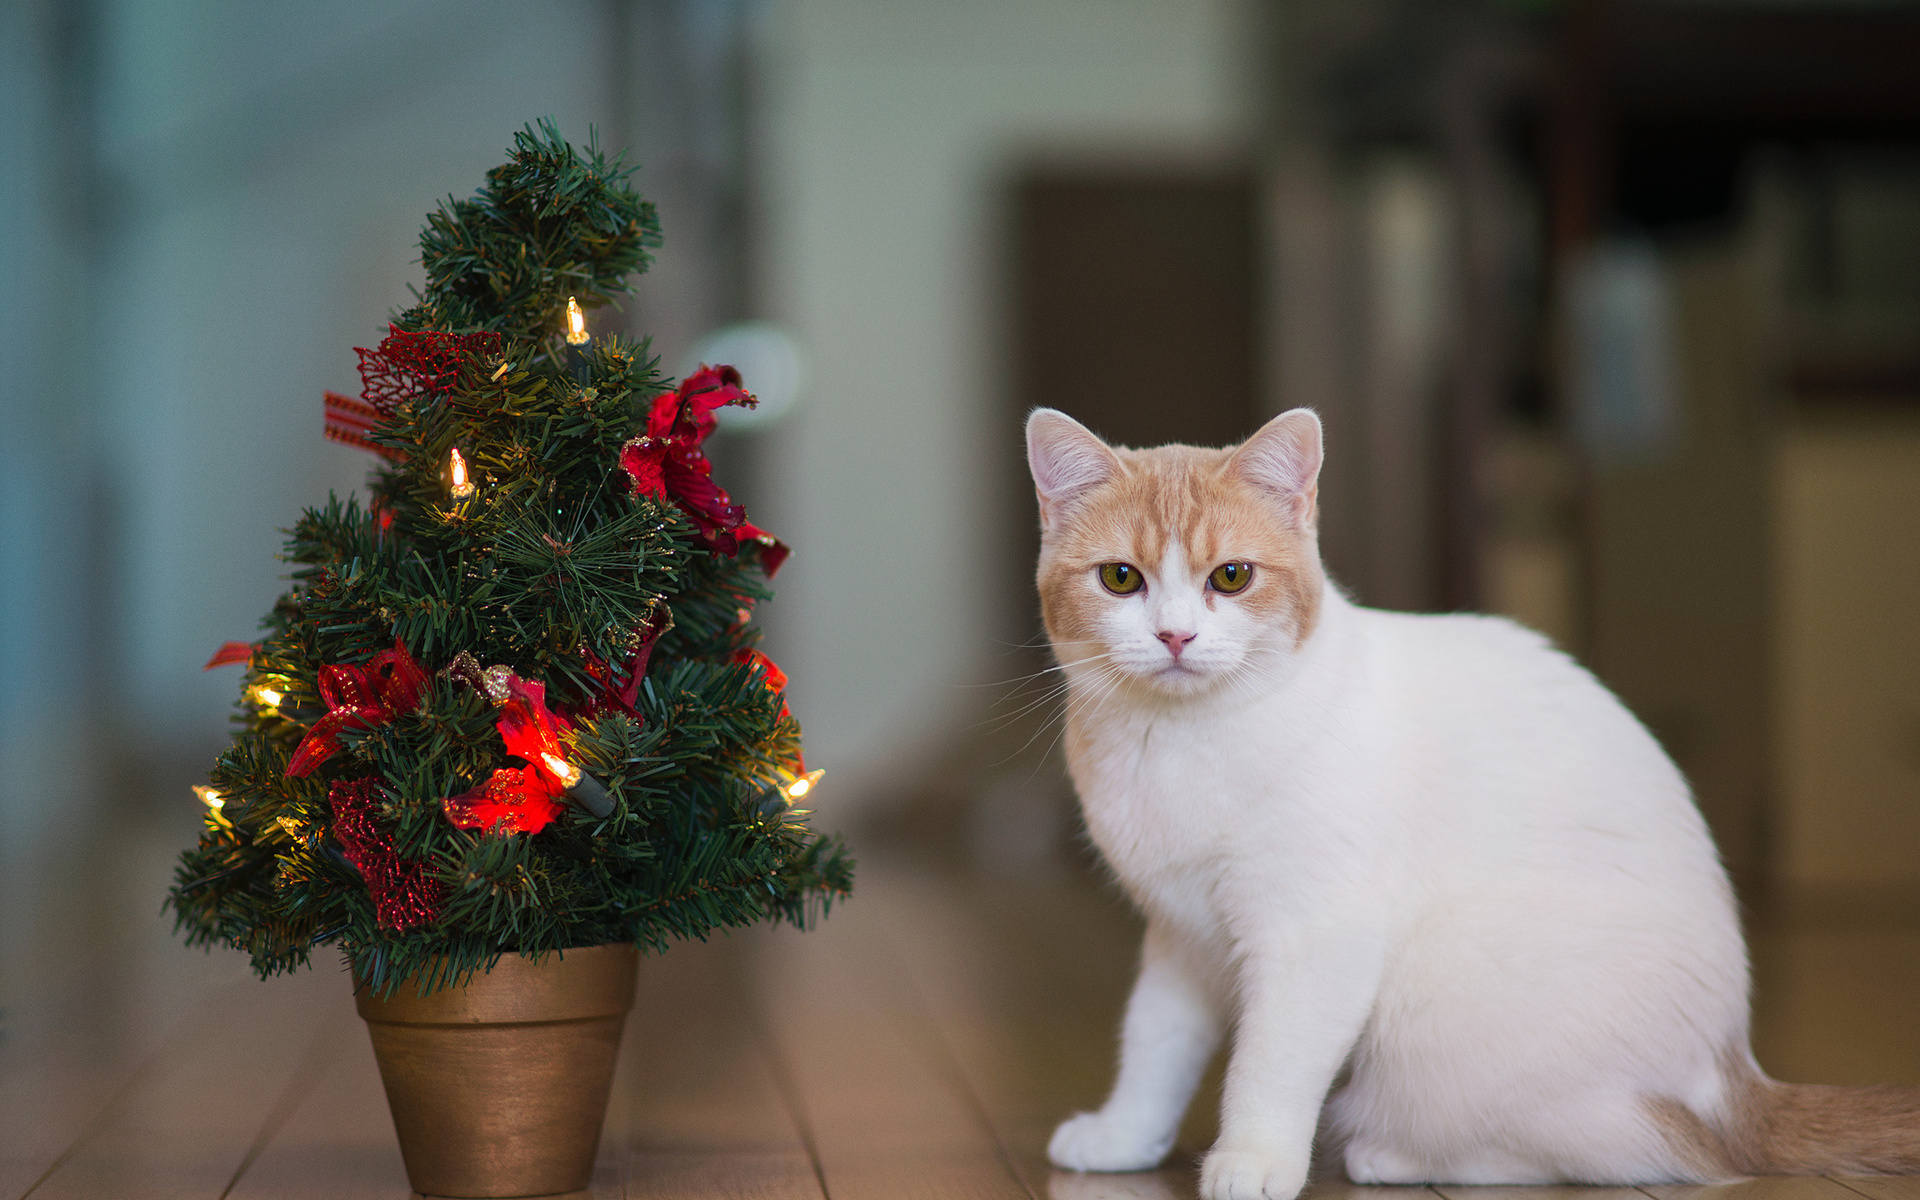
[1026,408,1119,534]
[1230,408,1323,527]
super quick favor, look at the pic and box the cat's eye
[1098,563,1144,595]
[1209,562,1253,593]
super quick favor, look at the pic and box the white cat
[1027,406,1919,1200]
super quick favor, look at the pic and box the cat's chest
[1068,712,1270,931]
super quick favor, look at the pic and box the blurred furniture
[1549,2,1920,897]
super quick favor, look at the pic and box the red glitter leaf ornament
[323,326,500,461]
[330,777,445,931]
[619,365,790,575]
[355,326,504,416]
[286,640,431,778]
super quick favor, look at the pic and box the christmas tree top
[168,121,852,997]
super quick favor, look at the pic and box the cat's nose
[1157,629,1195,658]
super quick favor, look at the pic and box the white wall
[757,0,1254,819]
[4,0,1254,842]
[83,1,725,759]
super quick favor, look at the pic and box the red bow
[620,365,790,575]
[442,673,576,835]
[285,640,430,778]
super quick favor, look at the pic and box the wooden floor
[5,836,1920,1200]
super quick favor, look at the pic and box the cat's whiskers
[971,648,1126,739]
[1029,659,1129,766]
[976,678,1073,737]
[994,661,1122,765]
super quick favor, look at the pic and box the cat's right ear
[1026,408,1119,535]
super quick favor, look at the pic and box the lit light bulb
[784,769,825,801]
[543,752,614,817]
[540,752,582,789]
[565,297,588,345]
[449,448,475,500]
[194,786,224,810]
[253,686,284,708]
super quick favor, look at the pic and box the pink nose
[1157,630,1195,658]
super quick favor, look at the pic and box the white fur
[1037,416,1749,1199]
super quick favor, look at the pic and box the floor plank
[23,966,339,1200]
[752,877,1033,1200]
[622,931,821,1200]
[1436,1182,1658,1190]
[1830,1178,1920,1200]
[0,827,257,1199]
[222,979,408,1200]
[12,838,1920,1199]
[1644,1178,1870,1200]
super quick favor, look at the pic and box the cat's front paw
[1199,1147,1307,1200]
[1048,1111,1175,1172]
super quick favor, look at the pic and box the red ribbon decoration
[205,641,256,670]
[442,673,576,835]
[323,391,406,462]
[735,648,802,772]
[285,640,430,778]
[620,365,790,575]
[331,777,445,931]
[577,605,673,718]
[735,648,790,715]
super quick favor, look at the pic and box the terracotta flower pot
[355,944,639,1198]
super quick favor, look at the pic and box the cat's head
[1026,408,1325,698]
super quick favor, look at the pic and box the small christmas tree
[168,121,852,997]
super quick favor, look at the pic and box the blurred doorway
[1004,167,1262,646]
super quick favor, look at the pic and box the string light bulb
[448,448,475,500]
[542,752,614,817]
[564,296,588,345]
[194,786,224,810]
[540,752,581,789]
[784,769,825,801]
[252,686,284,708]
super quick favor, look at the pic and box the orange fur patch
[1647,1050,1920,1178]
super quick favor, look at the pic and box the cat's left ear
[1230,408,1322,528]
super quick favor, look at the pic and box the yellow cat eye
[1098,563,1144,595]
[1209,562,1253,594]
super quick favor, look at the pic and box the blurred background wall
[3,0,1919,928]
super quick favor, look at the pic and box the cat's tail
[1671,1059,1920,1176]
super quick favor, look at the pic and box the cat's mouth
[1151,658,1213,689]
